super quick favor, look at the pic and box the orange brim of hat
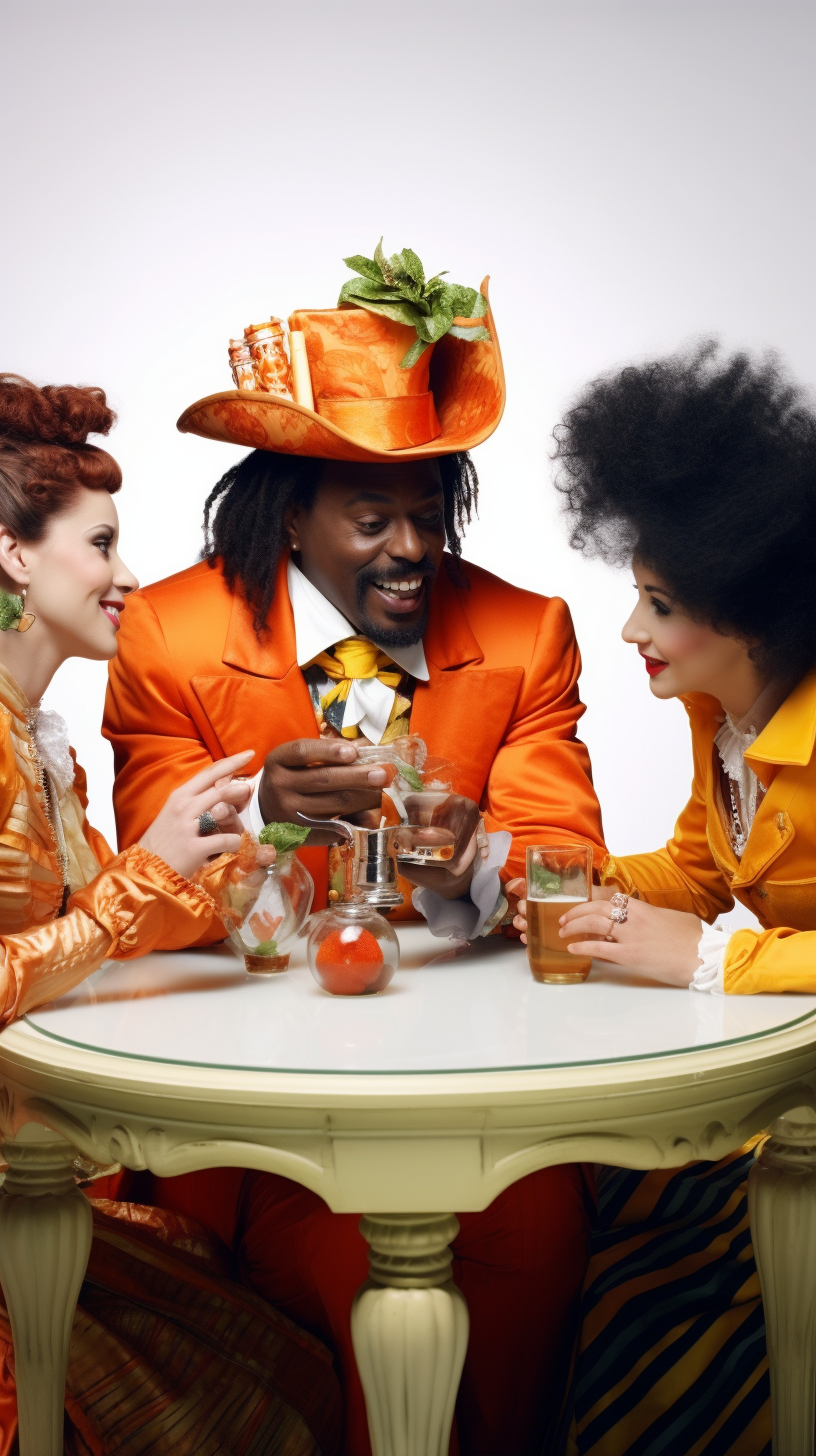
[177,277,505,462]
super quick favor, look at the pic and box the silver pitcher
[296,814,410,911]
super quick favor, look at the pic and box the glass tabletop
[23,924,816,1076]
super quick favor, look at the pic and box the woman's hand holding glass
[139,751,255,880]
[506,879,703,987]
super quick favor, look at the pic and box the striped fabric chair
[568,1143,771,1456]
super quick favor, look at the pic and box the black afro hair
[553,341,816,681]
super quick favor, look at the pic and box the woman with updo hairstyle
[511,342,816,1453]
[0,377,340,1455]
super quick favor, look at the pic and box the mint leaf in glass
[395,759,424,793]
[259,822,310,853]
[529,865,563,897]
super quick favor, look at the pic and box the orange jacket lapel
[411,565,522,802]
[411,666,523,802]
[191,555,318,772]
[221,552,295,679]
[190,671,317,771]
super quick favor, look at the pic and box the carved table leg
[748,1105,816,1456]
[0,1124,92,1456]
[351,1212,469,1456]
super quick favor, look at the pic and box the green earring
[0,589,35,633]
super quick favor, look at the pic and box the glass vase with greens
[223,823,314,975]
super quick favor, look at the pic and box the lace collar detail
[25,705,74,799]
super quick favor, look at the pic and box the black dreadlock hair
[553,341,816,682]
[202,450,479,632]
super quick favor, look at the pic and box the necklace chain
[728,778,748,858]
[25,707,69,892]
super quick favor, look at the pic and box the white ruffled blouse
[691,680,788,994]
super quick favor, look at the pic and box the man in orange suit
[104,277,605,1456]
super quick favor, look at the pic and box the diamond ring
[609,892,629,925]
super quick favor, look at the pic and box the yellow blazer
[603,673,816,994]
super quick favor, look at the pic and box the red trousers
[153,1163,591,1456]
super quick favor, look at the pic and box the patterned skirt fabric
[0,1199,342,1456]
[569,1139,771,1456]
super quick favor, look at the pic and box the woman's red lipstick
[642,655,668,676]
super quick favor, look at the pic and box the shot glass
[525,844,593,984]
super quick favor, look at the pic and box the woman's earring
[17,589,36,633]
[0,589,35,633]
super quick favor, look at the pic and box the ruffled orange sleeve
[0,847,221,1022]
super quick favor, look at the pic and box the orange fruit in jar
[315,924,384,995]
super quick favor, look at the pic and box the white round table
[2,924,816,1456]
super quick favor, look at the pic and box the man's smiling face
[287,459,446,647]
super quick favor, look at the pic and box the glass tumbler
[525,844,593,984]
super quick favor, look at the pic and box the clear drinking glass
[227,852,314,974]
[525,844,593,984]
[397,792,457,863]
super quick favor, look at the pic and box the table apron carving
[1,1065,816,1212]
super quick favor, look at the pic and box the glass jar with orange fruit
[306,902,398,996]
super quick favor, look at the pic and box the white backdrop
[3,0,815,932]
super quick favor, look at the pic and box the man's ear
[283,502,301,553]
[0,525,29,592]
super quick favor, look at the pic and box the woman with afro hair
[512,341,816,1454]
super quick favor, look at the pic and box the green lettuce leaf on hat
[339,239,490,369]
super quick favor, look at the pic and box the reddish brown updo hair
[0,375,121,541]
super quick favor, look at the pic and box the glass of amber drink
[525,844,593,984]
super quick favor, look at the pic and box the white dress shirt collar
[287,559,429,681]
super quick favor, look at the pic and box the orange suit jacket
[104,554,605,942]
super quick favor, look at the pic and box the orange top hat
[177,277,504,463]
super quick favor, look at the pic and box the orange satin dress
[103,553,604,1456]
[0,664,341,1456]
